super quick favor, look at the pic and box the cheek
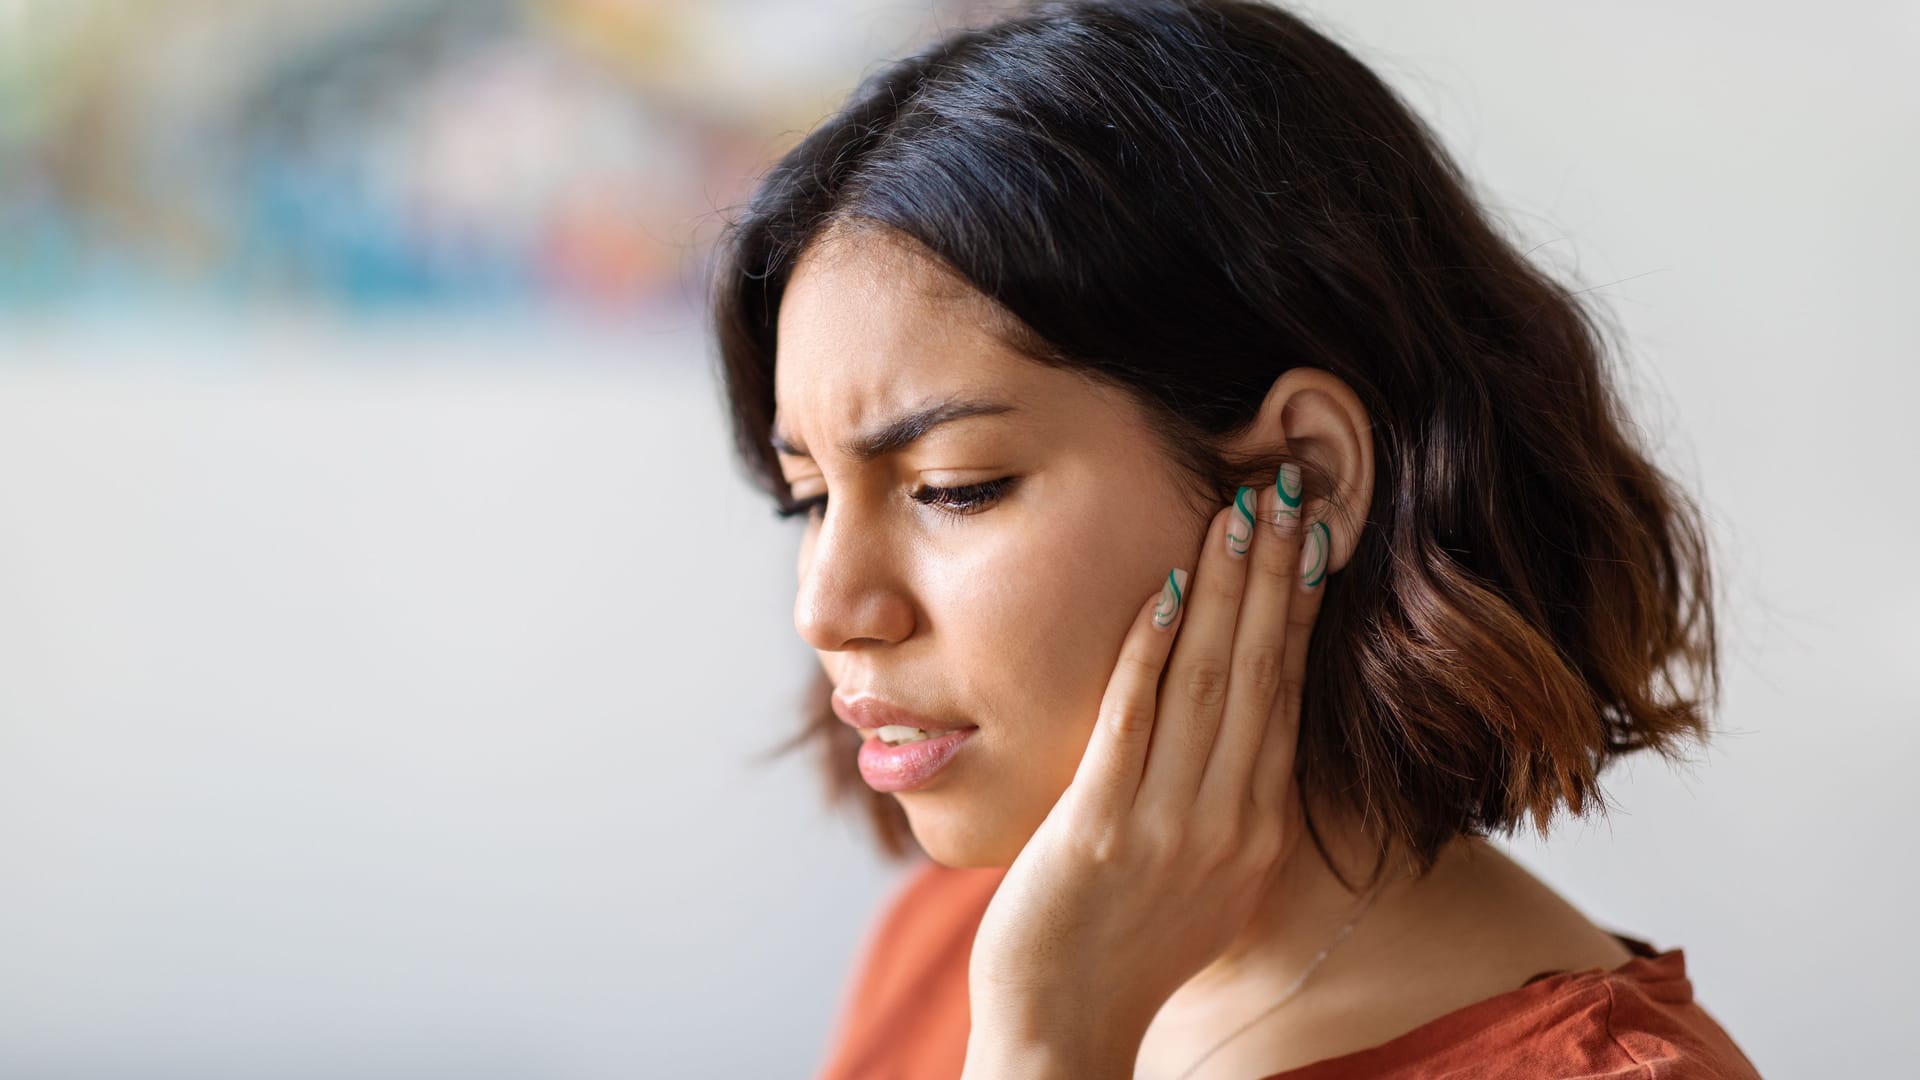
[927,499,1171,772]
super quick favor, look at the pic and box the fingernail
[1271,462,1303,538]
[1226,486,1256,558]
[1153,567,1189,630]
[1299,520,1330,588]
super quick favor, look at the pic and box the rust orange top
[815,857,1764,1079]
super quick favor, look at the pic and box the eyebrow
[770,395,1021,463]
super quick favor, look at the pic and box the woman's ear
[1230,367,1375,574]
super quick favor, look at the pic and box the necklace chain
[1162,873,1397,1080]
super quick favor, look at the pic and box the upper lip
[832,691,976,735]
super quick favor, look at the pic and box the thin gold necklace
[1163,872,1397,1080]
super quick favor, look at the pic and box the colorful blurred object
[0,0,977,323]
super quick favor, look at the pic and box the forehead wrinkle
[772,229,1048,470]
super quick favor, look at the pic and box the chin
[898,793,1026,869]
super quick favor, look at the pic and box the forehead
[772,230,1044,440]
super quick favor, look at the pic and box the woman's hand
[962,466,1331,1078]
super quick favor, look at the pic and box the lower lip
[856,728,977,792]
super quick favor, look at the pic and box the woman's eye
[912,477,1017,517]
[772,478,1017,522]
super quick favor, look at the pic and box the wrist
[961,1005,1143,1080]
[960,1038,1133,1080]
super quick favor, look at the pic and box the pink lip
[832,691,979,791]
[831,692,974,734]
[856,728,976,792]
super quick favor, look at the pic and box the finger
[1196,468,1309,816]
[1067,568,1188,824]
[1137,503,1252,814]
[1250,499,1333,817]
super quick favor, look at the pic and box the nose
[792,508,915,653]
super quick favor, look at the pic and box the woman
[711,1,1763,1077]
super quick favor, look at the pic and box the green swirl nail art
[1273,462,1303,536]
[1300,520,1330,588]
[1227,485,1256,556]
[1153,567,1188,629]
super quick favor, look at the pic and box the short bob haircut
[710,0,1720,887]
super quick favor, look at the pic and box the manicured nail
[1226,486,1256,558]
[1271,462,1303,538]
[1299,520,1330,588]
[1153,567,1189,630]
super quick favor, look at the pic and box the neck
[1178,793,1431,1000]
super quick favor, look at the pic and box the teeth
[875,724,937,746]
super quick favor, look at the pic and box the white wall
[0,2,1913,1077]
[0,321,897,1080]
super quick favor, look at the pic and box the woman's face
[773,231,1212,868]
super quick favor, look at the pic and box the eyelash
[774,478,1017,522]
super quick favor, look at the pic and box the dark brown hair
[708,0,1720,887]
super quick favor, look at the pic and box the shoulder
[1575,942,1766,1079]
[1269,938,1767,1080]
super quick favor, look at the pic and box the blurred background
[0,0,968,320]
[0,1,1913,1077]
